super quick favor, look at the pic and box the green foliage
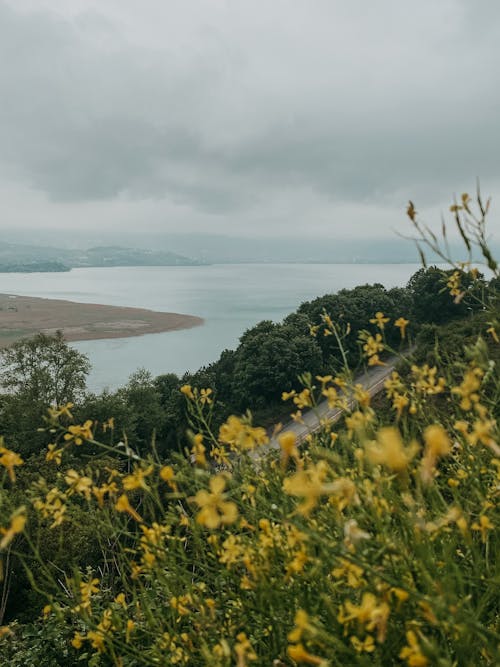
[407,266,484,325]
[0,331,90,405]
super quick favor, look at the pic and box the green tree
[0,331,90,405]
[408,266,484,325]
[0,333,90,457]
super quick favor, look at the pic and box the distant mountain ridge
[0,242,204,271]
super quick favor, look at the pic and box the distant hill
[0,242,204,272]
[0,260,70,273]
[76,246,201,267]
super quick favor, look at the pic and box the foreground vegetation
[0,191,499,665]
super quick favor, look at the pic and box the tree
[0,331,90,405]
[0,333,90,457]
[408,267,484,325]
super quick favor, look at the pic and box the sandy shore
[0,293,204,347]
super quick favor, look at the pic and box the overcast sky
[1,0,499,242]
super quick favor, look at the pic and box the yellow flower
[65,469,93,500]
[293,389,313,409]
[394,317,410,339]
[368,354,386,367]
[191,433,207,467]
[200,388,213,405]
[33,488,67,528]
[234,632,257,666]
[63,420,93,445]
[486,326,499,343]
[287,643,324,665]
[45,444,63,465]
[160,465,178,491]
[0,508,26,550]
[424,424,451,457]
[0,440,24,483]
[180,384,195,400]
[322,386,340,409]
[421,424,451,483]
[392,393,410,419]
[102,417,115,432]
[219,415,268,452]
[370,311,390,330]
[123,465,154,491]
[451,367,482,411]
[288,609,313,643]
[411,364,446,395]
[193,475,238,529]
[399,630,429,667]
[351,634,375,653]
[278,431,301,469]
[365,427,419,472]
[362,333,384,357]
[471,515,494,543]
[115,494,143,522]
[283,461,331,515]
[48,402,74,421]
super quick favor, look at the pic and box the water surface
[0,263,421,391]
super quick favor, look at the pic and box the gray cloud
[0,0,499,238]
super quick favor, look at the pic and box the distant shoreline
[0,293,204,347]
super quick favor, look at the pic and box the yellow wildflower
[0,508,26,550]
[45,443,63,465]
[411,364,446,395]
[193,475,238,529]
[370,311,390,330]
[322,385,340,409]
[452,367,483,411]
[123,464,154,491]
[63,420,93,445]
[471,515,494,543]
[278,431,302,469]
[365,427,419,472]
[47,402,74,421]
[65,469,93,500]
[0,440,24,483]
[351,635,375,653]
[180,384,195,400]
[200,387,213,405]
[287,643,324,665]
[486,326,499,343]
[293,389,313,409]
[394,317,409,339]
[392,393,410,419]
[115,494,143,522]
[160,465,178,491]
[234,632,257,666]
[33,488,67,528]
[191,433,207,467]
[399,630,429,667]
[283,461,333,515]
[421,424,451,483]
[219,415,268,452]
[338,592,389,642]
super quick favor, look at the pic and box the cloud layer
[1,0,499,239]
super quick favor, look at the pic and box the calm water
[1,263,421,392]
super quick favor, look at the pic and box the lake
[0,263,422,392]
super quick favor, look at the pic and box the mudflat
[0,293,203,347]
